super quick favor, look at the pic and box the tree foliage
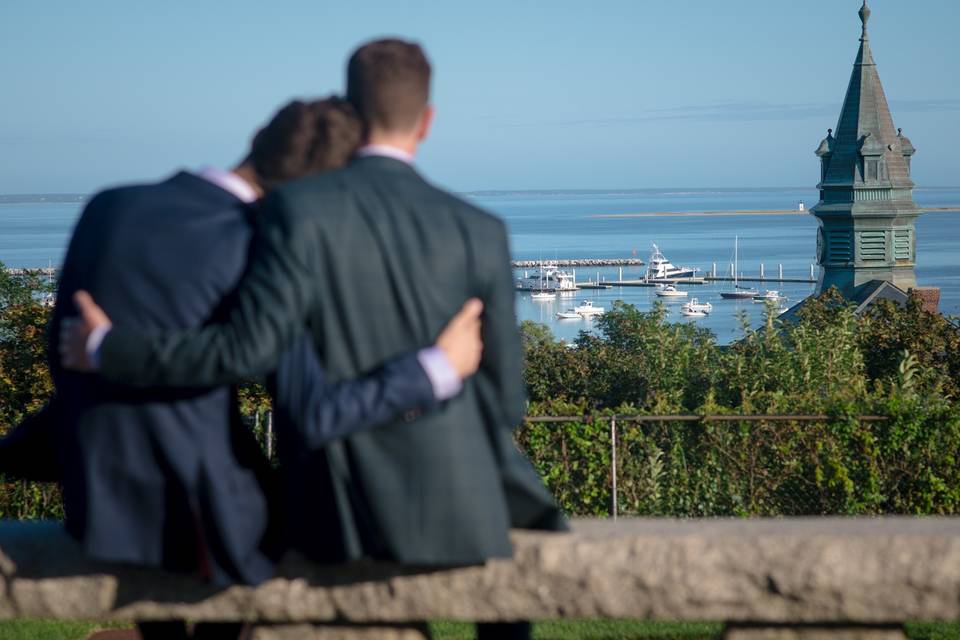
[0,264,60,518]
[1,270,958,519]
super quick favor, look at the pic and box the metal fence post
[610,416,618,520]
[266,411,274,459]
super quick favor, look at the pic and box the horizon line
[4,186,960,201]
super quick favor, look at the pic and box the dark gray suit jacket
[99,157,566,565]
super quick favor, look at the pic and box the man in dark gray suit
[63,39,565,637]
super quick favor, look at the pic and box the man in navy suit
[4,97,484,640]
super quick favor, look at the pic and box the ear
[417,105,435,143]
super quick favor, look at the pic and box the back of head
[346,39,431,134]
[248,96,363,192]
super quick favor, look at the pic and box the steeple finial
[859,1,871,41]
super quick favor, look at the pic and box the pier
[511,258,645,268]
[12,263,817,285]
[575,261,818,286]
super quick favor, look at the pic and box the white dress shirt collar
[196,166,259,204]
[355,144,415,165]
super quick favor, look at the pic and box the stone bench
[1,518,958,639]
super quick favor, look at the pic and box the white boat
[556,309,582,320]
[682,298,713,313]
[529,262,558,299]
[518,262,576,291]
[720,236,759,299]
[680,307,707,318]
[645,244,699,281]
[655,284,688,298]
[574,300,605,316]
[753,290,786,302]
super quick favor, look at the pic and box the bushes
[1,273,958,519]
[518,290,960,516]
[0,266,59,518]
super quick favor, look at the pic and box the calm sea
[2,187,958,343]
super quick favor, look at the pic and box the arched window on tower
[859,133,884,184]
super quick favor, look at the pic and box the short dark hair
[346,38,431,133]
[248,96,362,191]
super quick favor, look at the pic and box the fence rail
[524,414,889,424]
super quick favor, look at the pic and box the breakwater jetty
[511,258,645,268]
[6,268,58,276]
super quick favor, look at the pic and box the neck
[230,162,265,199]
[364,131,419,157]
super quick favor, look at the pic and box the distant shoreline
[0,194,87,204]
[588,207,960,219]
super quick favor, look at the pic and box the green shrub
[518,290,960,517]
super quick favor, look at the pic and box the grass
[431,620,723,639]
[0,620,956,640]
[0,620,123,640]
[905,623,960,640]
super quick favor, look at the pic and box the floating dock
[511,259,645,268]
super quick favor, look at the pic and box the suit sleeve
[98,190,318,387]
[0,402,61,482]
[269,337,437,450]
[48,193,106,388]
[478,221,527,429]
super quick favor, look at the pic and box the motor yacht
[655,284,688,298]
[574,300,605,316]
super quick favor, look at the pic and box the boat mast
[734,236,739,288]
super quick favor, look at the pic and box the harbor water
[473,187,960,343]
[2,187,959,344]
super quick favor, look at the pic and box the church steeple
[810,1,922,297]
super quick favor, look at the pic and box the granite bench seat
[1,518,958,639]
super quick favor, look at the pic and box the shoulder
[73,182,161,230]
[275,169,350,207]
[81,175,189,216]
[422,182,508,239]
[262,170,351,224]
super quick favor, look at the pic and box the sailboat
[720,236,759,300]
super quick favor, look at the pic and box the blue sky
[1,0,958,193]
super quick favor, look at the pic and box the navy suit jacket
[5,171,436,586]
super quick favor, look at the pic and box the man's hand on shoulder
[436,298,484,379]
[60,291,113,372]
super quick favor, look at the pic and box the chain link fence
[514,414,960,518]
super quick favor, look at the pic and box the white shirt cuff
[86,326,111,370]
[416,347,463,401]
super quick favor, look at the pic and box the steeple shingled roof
[820,1,914,190]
